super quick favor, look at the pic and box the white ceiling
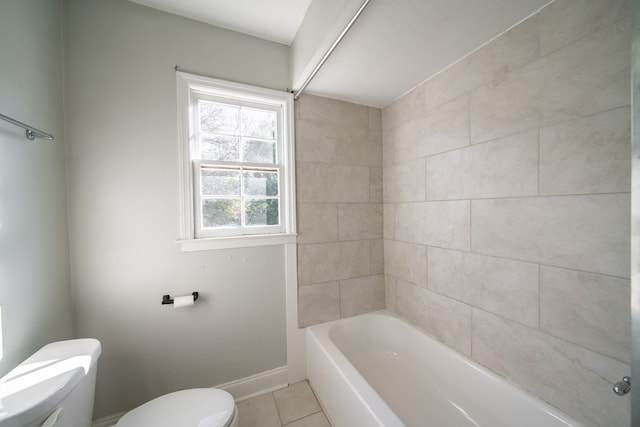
[305,0,553,106]
[130,0,553,107]
[129,0,313,45]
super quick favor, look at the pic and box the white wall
[63,0,291,418]
[0,0,75,376]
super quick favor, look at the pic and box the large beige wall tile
[428,248,539,328]
[375,3,631,425]
[338,203,383,241]
[297,203,338,243]
[471,194,630,277]
[370,167,383,203]
[370,239,384,274]
[396,281,471,356]
[540,107,631,195]
[340,275,385,318]
[383,203,395,239]
[337,128,382,167]
[382,159,426,202]
[295,120,337,163]
[296,95,340,124]
[540,0,630,56]
[295,94,382,327]
[334,99,369,129]
[384,240,427,287]
[424,201,470,250]
[382,130,395,167]
[297,95,368,128]
[385,275,397,312]
[470,18,630,143]
[540,266,630,363]
[391,117,426,164]
[426,248,465,300]
[368,107,382,131]
[472,309,630,427]
[382,83,426,131]
[298,163,370,203]
[394,94,469,164]
[537,17,630,121]
[419,94,470,157]
[298,282,340,328]
[394,202,427,245]
[469,60,543,143]
[427,130,538,200]
[300,241,370,285]
[422,16,540,111]
[395,201,470,249]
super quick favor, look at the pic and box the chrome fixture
[0,113,54,141]
[612,376,631,396]
[292,0,371,101]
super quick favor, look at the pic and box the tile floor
[237,381,331,427]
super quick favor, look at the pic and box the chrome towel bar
[0,113,54,141]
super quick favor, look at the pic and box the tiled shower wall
[383,0,631,426]
[295,95,385,327]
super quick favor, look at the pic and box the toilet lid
[117,388,235,427]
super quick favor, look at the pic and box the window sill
[178,233,297,252]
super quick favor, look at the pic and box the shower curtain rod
[292,0,372,101]
[0,113,54,141]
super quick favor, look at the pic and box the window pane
[245,199,279,226]
[201,168,240,196]
[201,135,240,161]
[199,101,239,135]
[243,139,276,164]
[243,170,278,196]
[202,199,241,228]
[242,108,276,139]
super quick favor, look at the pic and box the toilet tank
[0,339,101,427]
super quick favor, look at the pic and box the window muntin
[194,162,283,236]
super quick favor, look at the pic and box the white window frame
[176,72,296,251]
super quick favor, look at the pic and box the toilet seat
[116,388,236,427]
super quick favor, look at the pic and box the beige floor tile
[273,381,322,424]
[237,393,281,427]
[284,412,331,427]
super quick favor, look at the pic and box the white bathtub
[307,310,586,427]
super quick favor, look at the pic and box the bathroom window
[177,72,296,250]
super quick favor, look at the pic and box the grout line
[537,127,541,197]
[538,14,632,59]
[537,264,542,331]
[469,200,473,252]
[398,190,631,204]
[386,241,630,281]
[467,90,472,146]
[424,102,632,155]
[270,391,284,427]
[338,278,343,319]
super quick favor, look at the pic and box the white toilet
[0,338,102,427]
[0,338,238,427]
[116,388,238,427]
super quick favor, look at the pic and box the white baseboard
[91,366,290,425]
[216,366,289,402]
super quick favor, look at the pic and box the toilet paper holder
[162,292,199,305]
